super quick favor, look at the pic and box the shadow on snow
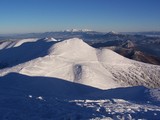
[0,39,57,69]
[0,73,160,119]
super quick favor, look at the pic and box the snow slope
[0,38,58,69]
[0,38,160,89]
[0,38,160,119]
[0,73,160,120]
[0,38,39,50]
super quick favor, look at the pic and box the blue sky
[0,0,160,33]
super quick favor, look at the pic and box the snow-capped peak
[48,38,98,61]
[80,29,92,32]
[64,29,92,32]
[44,37,58,42]
[108,31,117,34]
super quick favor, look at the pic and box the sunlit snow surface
[0,38,160,119]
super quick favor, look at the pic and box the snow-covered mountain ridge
[0,38,160,119]
[0,38,160,89]
[64,29,92,32]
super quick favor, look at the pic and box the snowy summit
[64,29,92,32]
[0,38,159,89]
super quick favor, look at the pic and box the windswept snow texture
[0,38,39,50]
[0,38,160,119]
[0,74,160,120]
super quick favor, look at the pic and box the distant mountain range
[90,40,160,65]
[1,30,160,40]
